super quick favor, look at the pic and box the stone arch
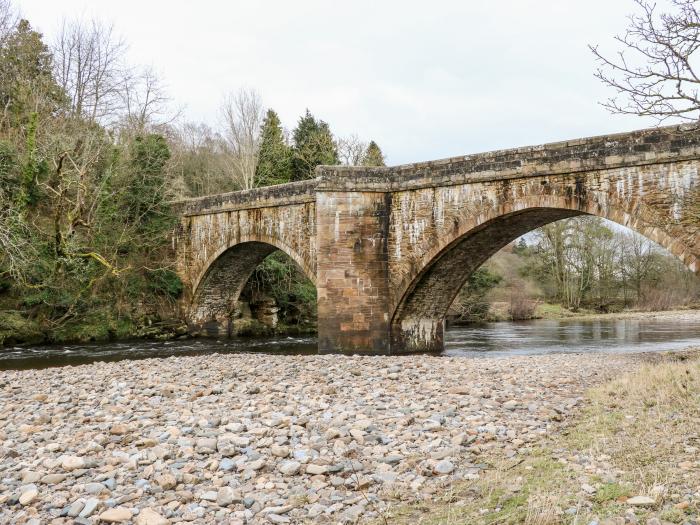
[390,186,699,352]
[188,236,316,336]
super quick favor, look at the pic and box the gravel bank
[542,308,700,323]
[0,352,645,524]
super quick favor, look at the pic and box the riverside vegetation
[448,217,700,326]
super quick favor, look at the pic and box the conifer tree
[255,109,292,186]
[0,19,65,128]
[291,109,338,180]
[361,140,386,167]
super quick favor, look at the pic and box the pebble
[41,473,66,484]
[19,487,38,506]
[84,481,106,494]
[98,507,133,522]
[200,490,217,502]
[155,472,177,490]
[67,499,85,517]
[582,483,596,494]
[0,351,649,524]
[270,445,289,458]
[217,486,240,506]
[306,464,328,475]
[78,498,99,518]
[61,455,85,471]
[627,495,656,506]
[279,460,301,476]
[267,514,290,523]
[134,507,169,525]
[434,459,455,475]
[21,471,41,484]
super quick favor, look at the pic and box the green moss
[49,310,138,343]
[594,483,631,504]
[659,507,687,523]
[0,310,44,345]
[233,318,274,337]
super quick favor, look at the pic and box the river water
[2,317,700,370]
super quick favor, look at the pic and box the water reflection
[443,318,700,357]
[1,317,700,370]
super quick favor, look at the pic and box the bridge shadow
[188,242,316,337]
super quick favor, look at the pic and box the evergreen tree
[361,140,386,167]
[291,109,338,180]
[255,109,292,186]
[0,19,65,129]
[122,134,172,235]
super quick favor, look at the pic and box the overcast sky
[20,0,662,165]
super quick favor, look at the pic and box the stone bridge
[173,125,700,354]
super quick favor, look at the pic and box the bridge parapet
[316,124,700,191]
[173,179,318,216]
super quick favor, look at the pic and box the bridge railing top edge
[172,124,700,215]
[171,179,319,215]
[315,123,700,191]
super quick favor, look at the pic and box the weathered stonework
[174,125,700,353]
[173,181,316,336]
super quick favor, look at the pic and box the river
[2,316,700,370]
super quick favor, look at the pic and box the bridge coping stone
[173,179,318,216]
[317,123,700,191]
[173,124,700,214]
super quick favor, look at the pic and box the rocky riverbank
[0,350,657,524]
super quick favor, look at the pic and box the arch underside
[188,241,287,336]
[391,207,586,351]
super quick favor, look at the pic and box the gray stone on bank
[78,497,100,518]
[434,459,455,475]
[41,473,66,485]
[217,486,241,506]
[0,350,650,524]
[18,486,38,506]
[278,460,301,476]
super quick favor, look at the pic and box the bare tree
[337,134,367,165]
[36,115,113,257]
[220,88,264,190]
[0,0,17,43]
[120,67,176,133]
[620,231,660,302]
[168,121,232,197]
[53,18,127,122]
[591,0,700,121]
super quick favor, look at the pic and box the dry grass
[380,351,700,525]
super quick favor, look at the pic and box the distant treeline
[449,217,700,323]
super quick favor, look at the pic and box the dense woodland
[0,2,698,345]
